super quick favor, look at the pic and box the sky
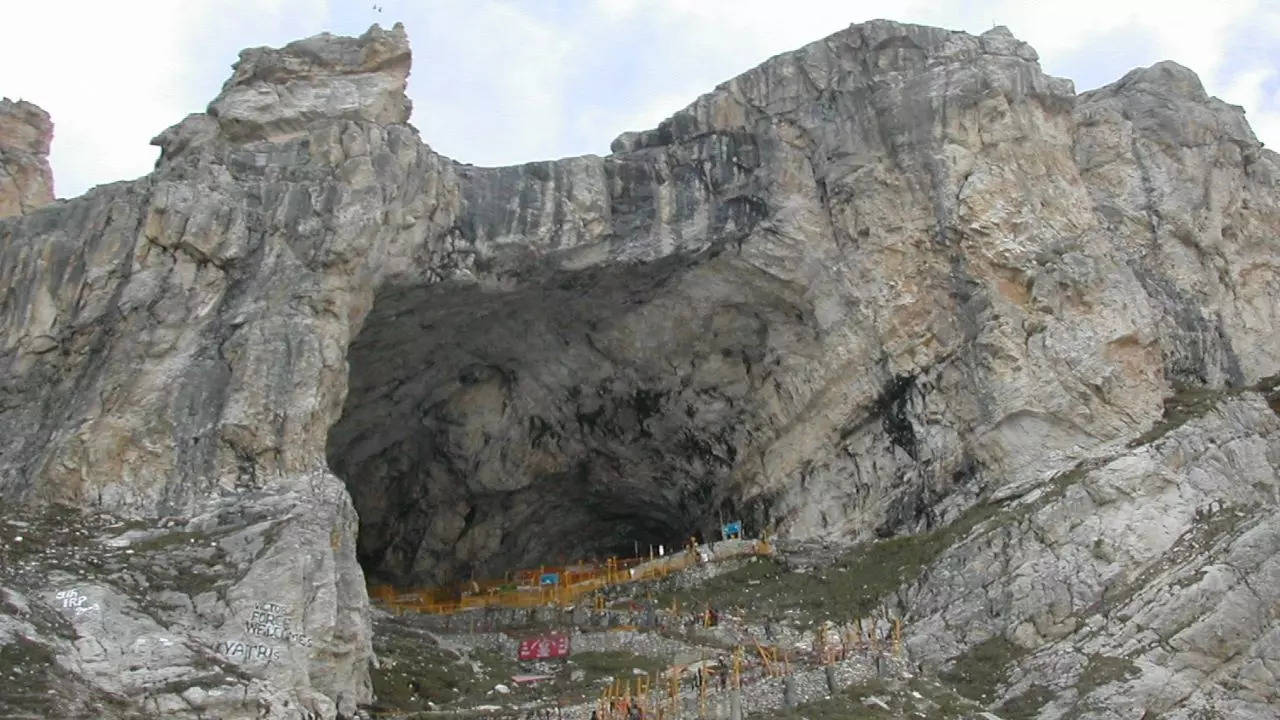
[2,0,1277,199]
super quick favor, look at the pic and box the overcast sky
[3,0,1277,199]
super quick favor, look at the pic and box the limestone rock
[0,474,369,719]
[0,18,1278,720]
[206,23,411,145]
[903,389,1280,720]
[0,98,54,217]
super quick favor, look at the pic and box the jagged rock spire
[0,98,54,217]
[153,23,411,160]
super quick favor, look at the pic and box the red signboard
[517,632,570,661]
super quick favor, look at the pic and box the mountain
[1,19,1277,720]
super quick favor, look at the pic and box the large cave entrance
[326,254,787,587]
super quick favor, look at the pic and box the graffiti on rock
[55,588,99,618]
[244,601,313,647]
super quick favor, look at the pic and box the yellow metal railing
[370,538,773,615]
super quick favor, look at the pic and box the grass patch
[770,694,894,720]
[653,556,786,615]
[1076,654,1139,696]
[369,616,524,712]
[548,650,675,705]
[370,635,473,710]
[1129,386,1227,447]
[570,651,668,682]
[938,636,1027,703]
[0,634,132,718]
[998,684,1055,719]
[655,501,1005,626]
[370,618,673,712]
[1097,505,1248,619]
[126,529,211,553]
[905,677,983,717]
[1130,375,1280,448]
[767,678,897,720]
[762,677,980,720]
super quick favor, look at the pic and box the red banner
[517,632,570,660]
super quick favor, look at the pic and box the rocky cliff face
[0,98,54,218]
[902,388,1280,718]
[0,18,1277,720]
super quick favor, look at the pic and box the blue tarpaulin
[539,573,559,586]
[722,521,742,538]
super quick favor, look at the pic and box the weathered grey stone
[0,98,54,217]
[1,17,1278,720]
[330,18,1277,588]
[208,23,411,144]
[900,391,1280,719]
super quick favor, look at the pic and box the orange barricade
[370,539,771,615]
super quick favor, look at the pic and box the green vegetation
[371,615,676,714]
[656,500,1005,626]
[1091,537,1111,562]
[654,556,786,614]
[771,694,895,720]
[1130,375,1280,448]
[0,634,131,717]
[126,529,210,553]
[905,677,983,717]
[768,678,898,720]
[0,634,56,692]
[1077,654,1139,696]
[364,372,1280,717]
[763,677,982,720]
[570,651,668,684]
[370,634,471,710]
[1129,386,1230,447]
[998,684,1055,719]
[369,616,531,712]
[938,636,1027,703]
[1099,504,1248,619]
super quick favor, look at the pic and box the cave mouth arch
[325,255,780,587]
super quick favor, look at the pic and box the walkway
[370,538,772,616]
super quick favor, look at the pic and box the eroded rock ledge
[0,18,1278,720]
[0,98,54,218]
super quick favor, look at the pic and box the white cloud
[588,0,1280,147]
[403,1,577,167]
[1222,68,1280,147]
[3,0,1277,197]
[1,1,192,197]
[570,90,701,153]
[0,0,330,198]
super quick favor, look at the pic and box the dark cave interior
[324,253,787,587]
